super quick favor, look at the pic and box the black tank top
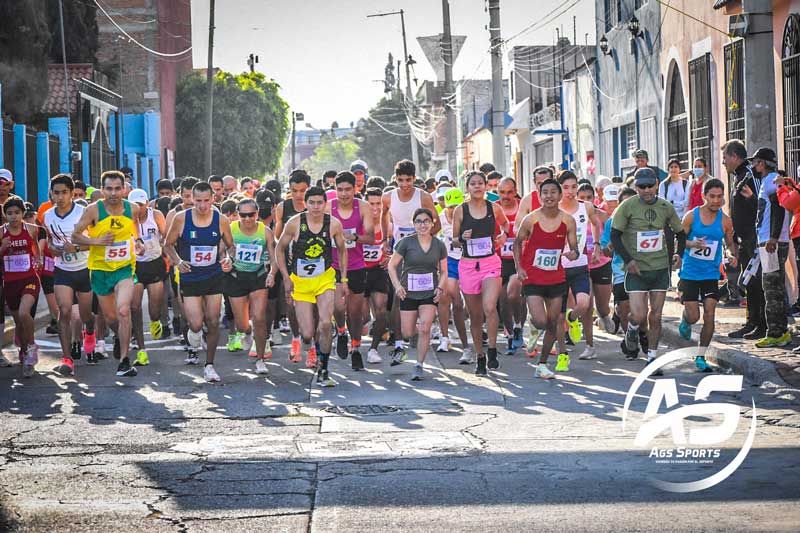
[282,198,306,225]
[291,213,333,275]
[461,199,496,259]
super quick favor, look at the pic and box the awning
[505,97,530,134]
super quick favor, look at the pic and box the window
[725,39,745,142]
[604,0,622,32]
[689,53,714,176]
[783,14,800,178]
[667,65,689,168]
[635,0,646,10]
[624,122,637,159]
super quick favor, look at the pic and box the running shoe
[188,330,203,350]
[150,321,163,340]
[482,331,488,345]
[554,353,570,372]
[600,315,615,334]
[86,352,97,365]
[512,327,524,350]
[83,330,96,356]
[505,335,515,355]
[305,346,318,369]
[290,338,301,359]
[0,354,12,368]
[336,331,349,359]
[475,356,488,376]
[57,357,74,376]
[621,339,639,360]
[367,348,382,364]
[487,349,499,370]
[526,328,543,357]
[437,337,451,353]
[113,336,121,359]
[255,359,269,375]
[411,364,424,381]
[316,368,336,387]
[204,364,221,383]
[172,317,181,336]
[71,341,81,361]
[184,350,199,365]
[534,363,555,380]
[755,331,792,348]
[116,357,137,377]
[133,350,149,366]
[46,320,59,335]
[162,324,172,338]
[459,347,475,365]
[241,331,254,355]
[431,324,440,341]
[566,310,582,344]
[578,346,596,360]
[679,318,692,341]
[624,326,639,353]
[231,332,243,351]
[351,349,364,371]
[262,342,273,360]
[271,328,283,346]
[646,356,663,377]
[280,317,291,333]
[612,312,621,334]
[695,356,713,373]
[390,346,407,366]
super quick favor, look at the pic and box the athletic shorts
[136,257,168,286]
[399,296,437,311]
[180,272,224,298]
[523,282,567,299]
[90,265,134,296]
[41,275,54,295]
[589,261,613,285]
[613,282,629,303]
[678,279,720,303]
[447,256,460,280]
[624,268,669,293]
[501,258,517,285]
[562,265,591,312]
[335,268,367,295]
[458,254,501,295]
[290,267,336,304]
[224,270,268,298]
[364,266,390,296]
[54,267,91,293]
[3,276,40,311]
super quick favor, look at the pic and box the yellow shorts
[290,268,336,304]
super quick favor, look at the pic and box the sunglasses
[238,211,257,218]
[636,183,656,190]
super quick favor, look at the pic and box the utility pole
[441,0,457,174]
[367,10,420,171]
[488,0,506,174]
[290,111,304,169]
[247,53,259,73]
[57,0,73,172]
[205,0,215,178]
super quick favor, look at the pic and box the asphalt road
[1,322,798,532]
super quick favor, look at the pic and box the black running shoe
[728,323,757,339]
[113,336,121,360]
[475,356,488,376]
[621,339,638,360]
[71,342,81,361]
[337,331,349,360]
[487,348,499,370]
[638,330,649,354]
[612,312,621,334]
[46,320,59,335]
[350,349,364,371]
[116,358,137,377]
[162,325,172,338]
[565,335,575,347]
[482,331,488,345]
[86,352,97,365]
[172,317,181,336]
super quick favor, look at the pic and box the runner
[452,171,509,375]
[611,167,687,374]
[362,188,391,364]
[222,198,276,375]
[387,207,448,381]
[513,179,579,379]
[129,188,168,367]
[274,186,349,387]
[1,197,43,377]
[43,174,97,375]
[678,178,738,371]
[327,171,373,370]
[513,166,554,234]
[163,181,234,383]
[600,186,638,338]
[71,170,143,378]
[578,183,616,336]
[495,177,526,353]
[165,177,197,343]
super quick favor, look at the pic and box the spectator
[659,158,689,220]
[625,149,665,181]
[776,171,800,316]
[685,157,711,211]
[323,170,337,190]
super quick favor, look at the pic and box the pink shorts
[458,254,502,294]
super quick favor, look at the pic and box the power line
[94,0,193,58]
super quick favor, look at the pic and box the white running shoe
[187,329,203,350]
[459,347,475,364]
[279,317,291,333]
[96,339,106,356]
[241,331,254,354]
[600,315,615,334]
[24,345,39,367]
[203,364,221,382]
[437,337,451,353]
[0,354,11,368]
[366,348,382,364]
[271,328,283,345]
[255,360,269,375]
[578,346,597,360]
[535,363,555,379]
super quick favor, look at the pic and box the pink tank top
[331,198,365,271]
[587,224,611,269]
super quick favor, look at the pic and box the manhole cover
[323,405,405,416]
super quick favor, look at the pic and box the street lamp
[291,111,304,170]
[627,15,644,38]
[599,34,612,57]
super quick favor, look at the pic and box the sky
[190,0,597,129]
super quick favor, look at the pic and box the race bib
[297,257,324,278]
[235,243,262,265]
[141,236,160,257]
[533,249,561,271]
[62,251,79,264]
[4,254,31,273]
[759,246,780,274]
[500,238,514,259]
[466,236,493,257]
[396,226,415,240]
[636,231,663,253]
[105,241,131,262]
[343,231,357,249]
[190,245,217,267]
[363,244,382,263]
[689,240,719,262]
[44,256,55,272]
[408,272,434,291]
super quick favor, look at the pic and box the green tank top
[231,220,269,273]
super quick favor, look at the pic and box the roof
[42,63,94,115]
[713,0,736,9]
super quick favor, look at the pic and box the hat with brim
[0,169,12,182]
[633,167,658,186]
[747,147,778,166]
[604,184,620,201]
[128,188,149,204]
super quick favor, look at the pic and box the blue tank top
[680,207,724,281]
[178,209,222,282]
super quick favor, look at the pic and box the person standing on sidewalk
[776,173,800,316]
[750,148,792,348]
[724,139,765,339]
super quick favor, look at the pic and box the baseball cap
[350,160,368,173]
[604,184,620,202]
[128,188,149,204]
[595,175,612,190]
[436,185,452,200]
[633,149,649,159]
[435,169,453,183]
[748,147,778,165]
[444,188,464,207]
[0,169,12,182]
[633,167,658,186]
[86,186,96,197]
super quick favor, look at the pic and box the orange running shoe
[305,346,318,369]
[289,338,302,363]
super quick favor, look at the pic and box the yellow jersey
[87,200,137,272]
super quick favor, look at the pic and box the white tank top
[136,208,163,262]
[390,188,422,242]
[43,203,89,271]
[561,201,589,268]
[439,210,462,260]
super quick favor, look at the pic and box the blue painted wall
[13,124,27,200]
[36,132,50,205]
[48,117,72,174]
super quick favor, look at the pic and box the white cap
[436,185,452,199]
[128,188,149,205]
[0,169,12,182]
[435,169,453,183]
[604,184,620,202]
[595,175,612,189]
[350,159,368,173]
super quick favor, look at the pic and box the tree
[175,71,289,177]
[46,0,98,64]
[299,135,360,179]
[355,95,428,179]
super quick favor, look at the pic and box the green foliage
[175,71,289,178]
[46,0,98,63]
[355,95,428,178]
[299,135,360,179]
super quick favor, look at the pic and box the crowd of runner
[0,136,791,385]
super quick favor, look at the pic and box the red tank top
[41,241,55,277]
[521,219,567,285]
[1,224,39,283]
[363,225,384,268]
[495,202,517,259]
